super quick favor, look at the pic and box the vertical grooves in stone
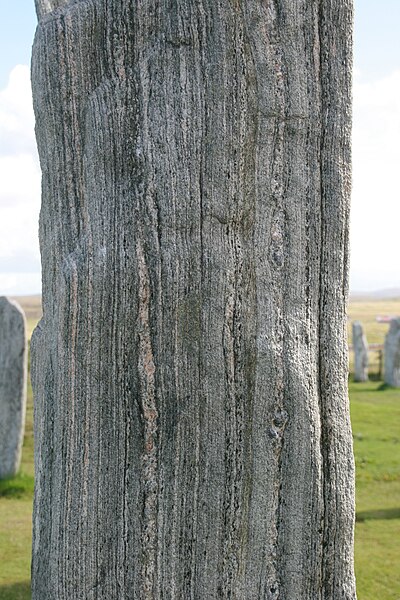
[273,2,321,596]
[136,239,158,599]
[267,3,287,587]
[217,8,253,594]
[32,1,355,598]
[318,1,355,598]
[221,224,243,595]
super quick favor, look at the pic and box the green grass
[350,379,400,600]
[352,382,400,489]
[0,474,34,500]
[1,297,399,598]
[0,499,32,589]
[0,582,31,600]
[355,519,400,600]
[0,375,34,599]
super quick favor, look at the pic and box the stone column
[384,318,400,387]
[352,321,369,382]
[31,1,356,598]
[0,297,27,478]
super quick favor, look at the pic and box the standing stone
[31,1,356,598]
[0,297,27,478]
[352,321,369,382]
[384,318,400,387]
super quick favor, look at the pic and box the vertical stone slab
[31,1,356,598]
[0,297,27,478]
[352,321,369,382]
[384,318,400,387]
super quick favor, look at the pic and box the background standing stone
[352,321,369,382]
[384,318,400,387]
[0,297,27,479]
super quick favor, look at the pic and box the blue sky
[0,1,399,294]
[355,0,400,80]
[0,2,37,89]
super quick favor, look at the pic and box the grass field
[352,380,400,599]
[0,295,399,598]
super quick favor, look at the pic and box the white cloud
[350,70,400,291]
[0,153,40,207]
[0,64,37,155]
[0,65,41,295]
[0,273,41,296]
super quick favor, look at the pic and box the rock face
[352,321,369,382]
[0,297,27,479]
[384,318,400,387]
[31,1,356,598]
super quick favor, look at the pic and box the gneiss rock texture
[352,321,369,382]
[0,297,27,479]
[31,0,356,598]
[384,318,400,387]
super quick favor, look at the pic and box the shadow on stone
[0,581,31,600]
[356,507,400,522]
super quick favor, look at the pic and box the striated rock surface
[352,321,369,382]
[31,1,356,598]
[384,318,400,387]
[0,297,27,478]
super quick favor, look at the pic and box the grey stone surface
[352,321,369,382]
[0,297,27,478]
[31,1,356,598]
[384,318,400,387]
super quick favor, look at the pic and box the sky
[0,1,399,295]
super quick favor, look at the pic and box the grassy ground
[0,296,399,598]
[351,380,400,599]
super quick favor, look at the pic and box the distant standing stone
[0,297,27,478]
[384,318,400,387]
[352,321,369,382]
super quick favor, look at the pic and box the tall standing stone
[352,321,369,382]
[0,297,27,479]
[31,1,356,598]
[384,318,400,387]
